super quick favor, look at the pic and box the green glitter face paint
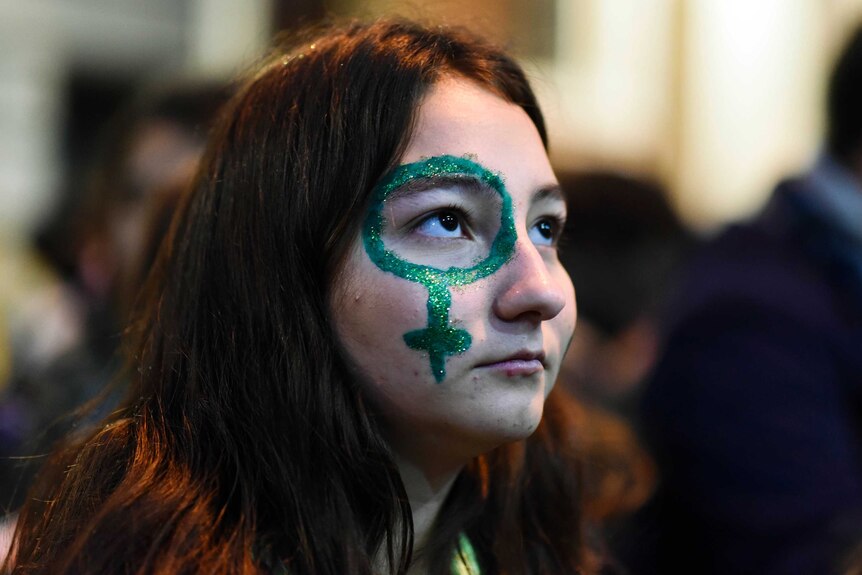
[362,155,517,382]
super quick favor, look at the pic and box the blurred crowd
[1,12,861,575]
[0,80,232,554]
[559,24,862,575]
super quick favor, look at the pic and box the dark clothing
[639,176,862,574]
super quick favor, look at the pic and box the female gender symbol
[362,155,517,383]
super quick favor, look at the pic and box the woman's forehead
[401,77,556,199]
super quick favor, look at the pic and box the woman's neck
[398,457,458,547]
[391,452,462,574]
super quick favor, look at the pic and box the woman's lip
[477,358,544,377]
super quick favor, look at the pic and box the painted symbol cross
[403,284,472,382]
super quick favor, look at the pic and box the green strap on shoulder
[451,533,481,575]
[263,532,481,574]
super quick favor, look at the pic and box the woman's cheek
[334,262,431,381]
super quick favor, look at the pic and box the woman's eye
[415,210,466,238]
[528,218,558,246]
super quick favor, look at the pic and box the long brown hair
[7,19,590,575]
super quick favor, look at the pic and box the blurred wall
[0,0,270,240]
[538,0,862,229]
[3,0,862,245]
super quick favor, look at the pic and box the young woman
[6,19,589,574]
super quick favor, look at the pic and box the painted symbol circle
[362,154,516,286]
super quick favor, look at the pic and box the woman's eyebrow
[532,183,564,205]
[385,174,499,203]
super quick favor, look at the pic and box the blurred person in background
[639,23,862,574]
[556,172,692,422]
[0,80,230,513]
[555,172,692,572]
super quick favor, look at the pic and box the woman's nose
[492,240,567,323]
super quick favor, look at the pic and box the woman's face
[331,77,576,464]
